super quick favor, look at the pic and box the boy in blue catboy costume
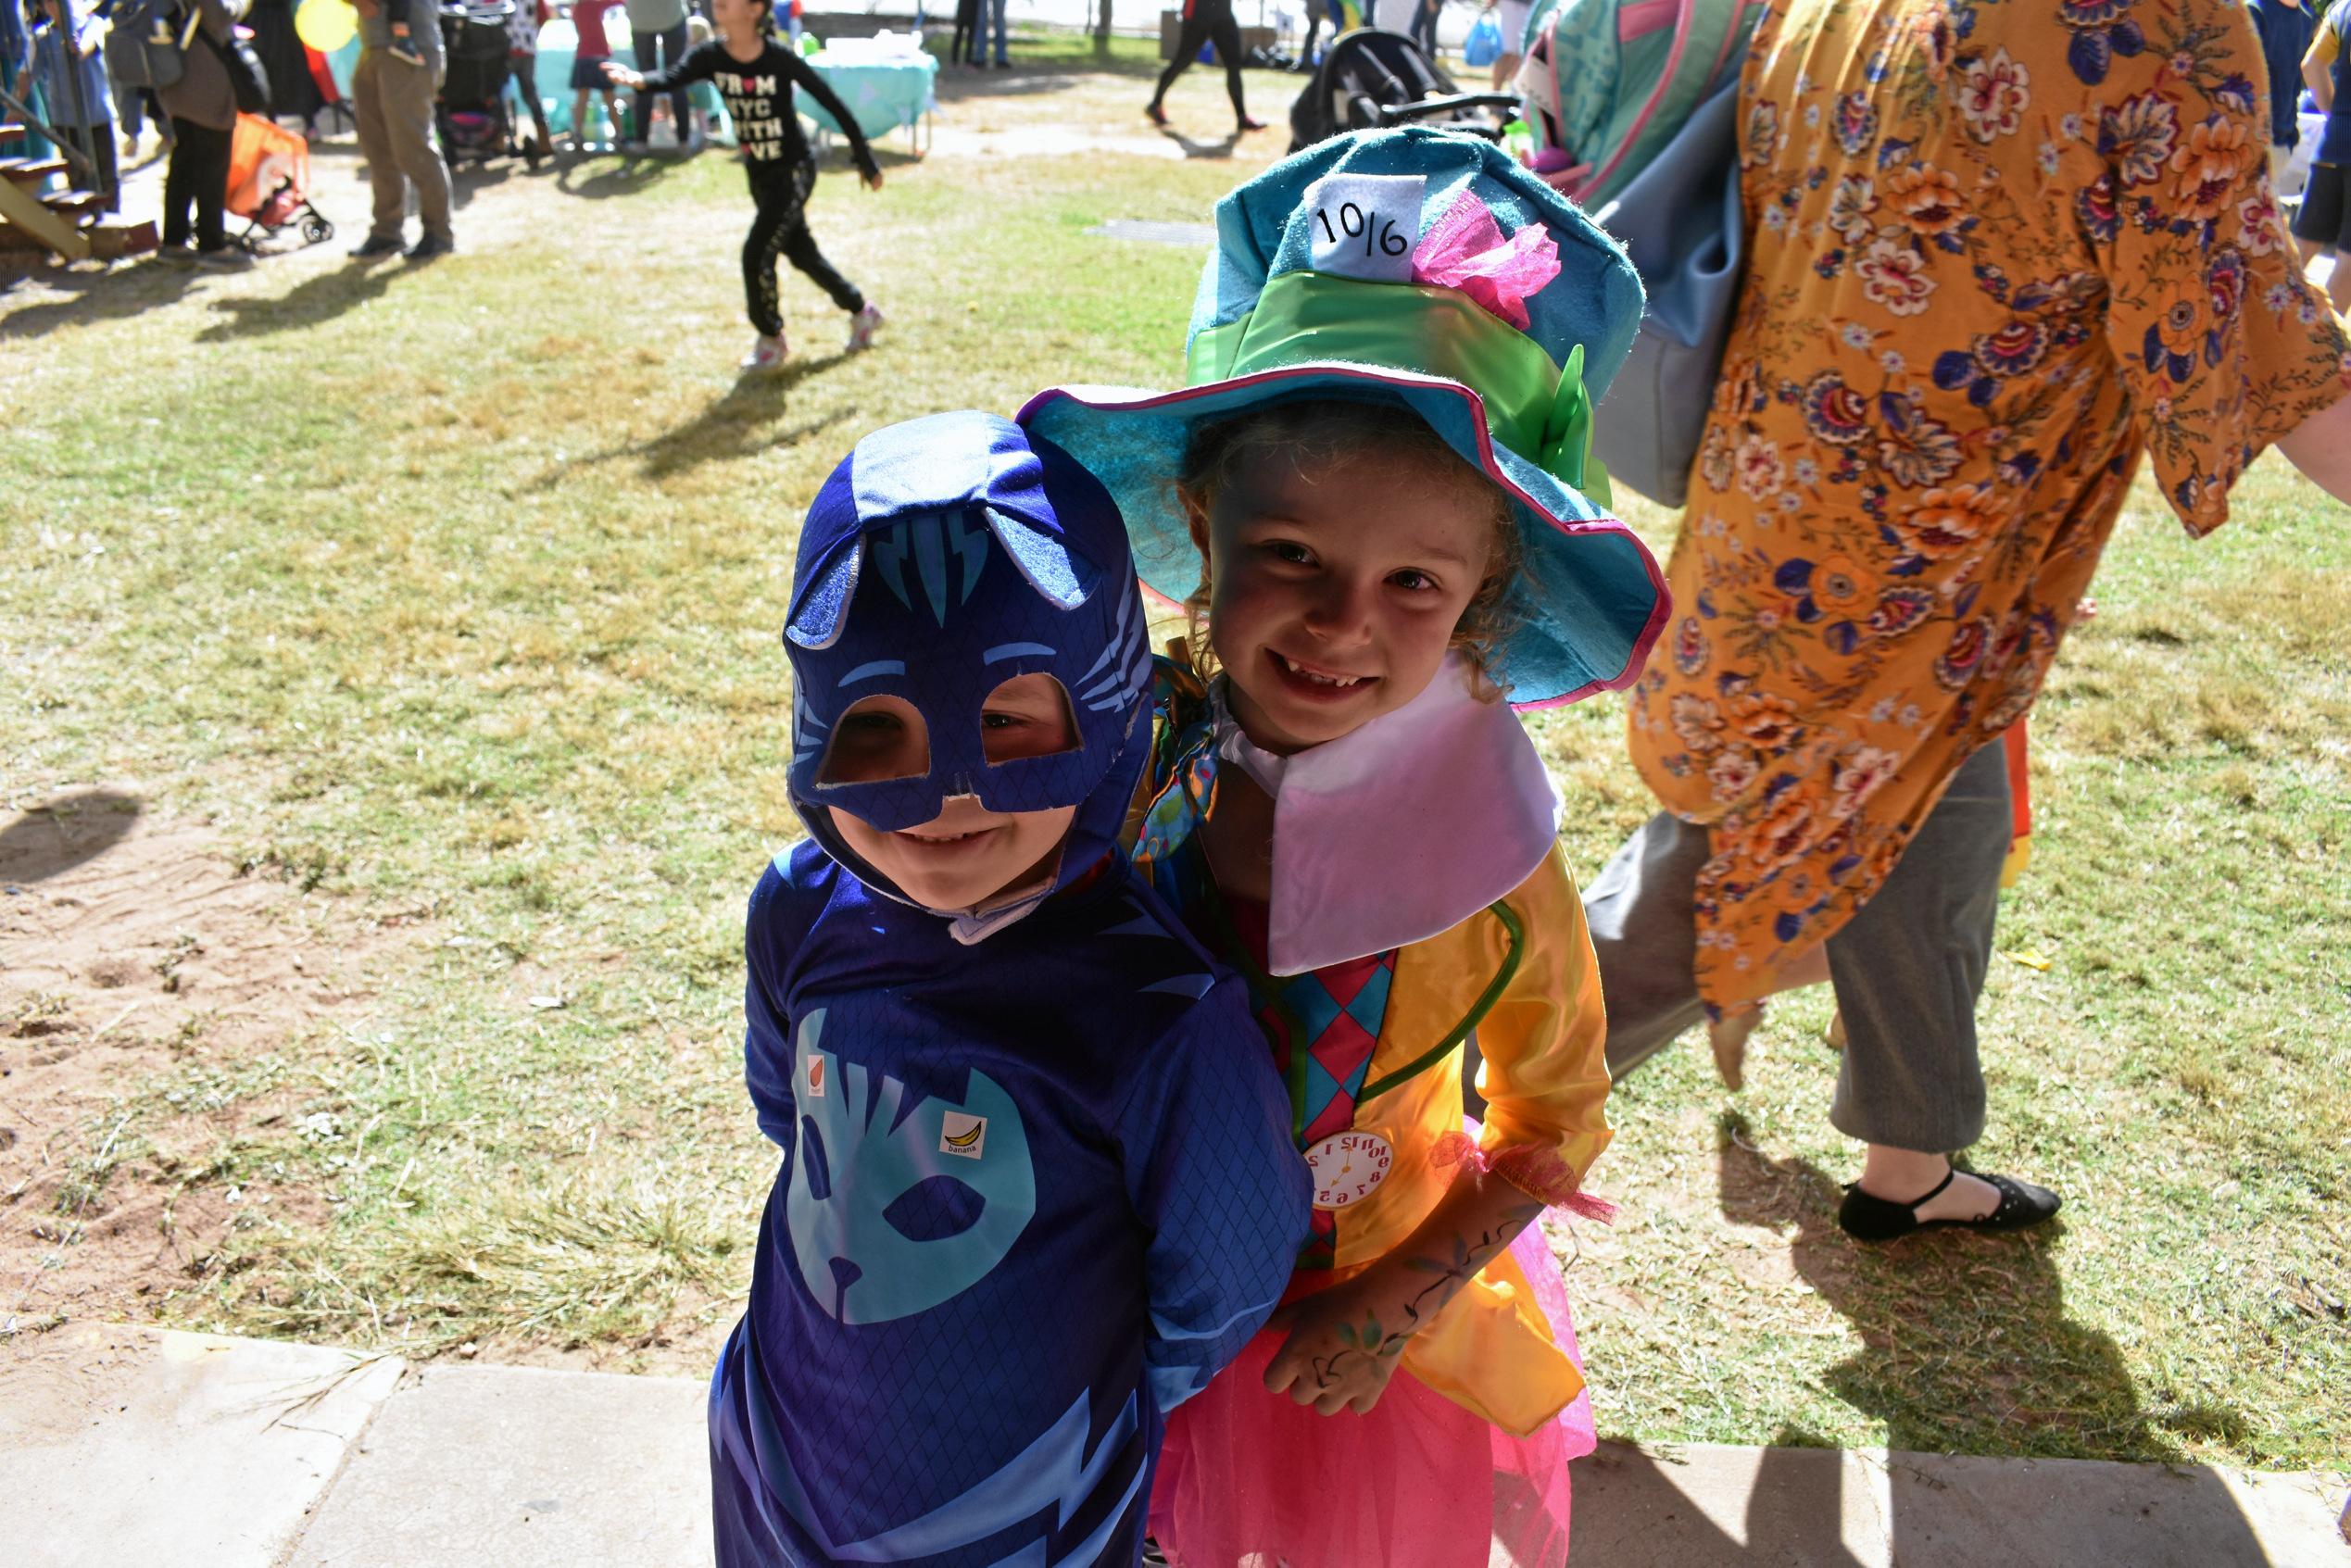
[714,408,1311,1568]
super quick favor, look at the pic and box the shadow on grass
[926,37,1174,97]
[0,260,201,342]
[194,257,403,342]
[547,354,859,482]
[0,788,143,884]
[1710,1119,2271,1562]
[1154,123,1244,159]
[554,154,677,200]
[445,158,522,209]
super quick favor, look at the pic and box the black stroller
[436,0,545,169]
[1287,29,1519,154]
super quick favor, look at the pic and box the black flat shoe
[1838,1168,2061,1242]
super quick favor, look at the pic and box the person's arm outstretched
[2275,391,2351,501]
[783,50,884,189]
[604,35,716,94]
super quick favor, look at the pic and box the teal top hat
[1019,126,1668,709]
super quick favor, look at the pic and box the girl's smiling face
[1190,444,1502,755]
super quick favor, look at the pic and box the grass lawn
[3,33,2345,1478]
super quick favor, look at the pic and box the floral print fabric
[1628,0,2351,1009]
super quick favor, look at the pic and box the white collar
[1213,653,1560,975]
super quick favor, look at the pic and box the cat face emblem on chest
[785,1009,1037,1323]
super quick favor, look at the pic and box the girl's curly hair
[1172,397,1522,699]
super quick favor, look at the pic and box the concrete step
[1,1323,403,1568]
[1568,1439,2351,1568]
[2,1323,2345,1568]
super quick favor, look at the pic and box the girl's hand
[1263,1166,1551,1418]
[1261,1269,1412,1417]
[600,61,638,87]
[861,167,884,191]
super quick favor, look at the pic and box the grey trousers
[353,48,454,245]
[1585,741,2012,1153]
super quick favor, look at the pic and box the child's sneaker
[847,303,884,351]
[740,335,787,373]
[387,34,426,66]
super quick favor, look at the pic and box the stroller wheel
[304,216,334,245]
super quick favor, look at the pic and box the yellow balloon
[295,0,358,54]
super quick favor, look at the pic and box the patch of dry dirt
[1,787,418,1332]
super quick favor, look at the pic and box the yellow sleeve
[2307,14,2340,71]
[1469,843,1615,1201]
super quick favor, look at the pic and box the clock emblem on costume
[1303,1131,1392,1210]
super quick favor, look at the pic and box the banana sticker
[940,1111,987,1159]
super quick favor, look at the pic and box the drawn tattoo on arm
[1309,1198,1544,1389]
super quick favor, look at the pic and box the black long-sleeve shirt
[638,37,879,182]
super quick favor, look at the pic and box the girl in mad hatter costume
[1022,129,1666,1568]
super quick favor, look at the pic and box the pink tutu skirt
[1149,1223,1595,1568]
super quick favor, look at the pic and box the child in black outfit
[605,0,883,373]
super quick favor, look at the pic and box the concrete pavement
[3,1322,2345,1567]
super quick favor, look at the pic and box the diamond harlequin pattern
[1251,949,1396,1273]
[1259,950,1397,1147]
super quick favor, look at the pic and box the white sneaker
[847,303,884,351]
[739,335,787,373]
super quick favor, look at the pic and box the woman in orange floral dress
[1585,0,2351,1239]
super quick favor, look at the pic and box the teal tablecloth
[328,25,930,144]
[795,52,937,142]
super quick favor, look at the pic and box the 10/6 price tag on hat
[1305,173,1426,284]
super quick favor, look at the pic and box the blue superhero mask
[784,411,1153,928]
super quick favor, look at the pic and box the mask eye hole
[883,1174,987,1241]
[818,695,930,784]
[980,674,1080,766]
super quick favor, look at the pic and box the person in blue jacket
[713,408,1312,1568]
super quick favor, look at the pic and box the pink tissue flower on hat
[1410,189,1563,333]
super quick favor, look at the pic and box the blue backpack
[1515,0,1765,505]
[1515,0,1763,206]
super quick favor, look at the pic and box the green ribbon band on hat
[1185,270,1602,497]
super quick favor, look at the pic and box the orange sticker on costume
[1304,1132,1393,1210]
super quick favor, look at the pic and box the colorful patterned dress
[1130,659,1611,1568]
[1628,0,2351,1009]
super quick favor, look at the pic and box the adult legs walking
[632,21,692,142]
[353,48,455,245]
[1148,2,1253,127]
[161,116,233,249]
[1586,742,2029,1224]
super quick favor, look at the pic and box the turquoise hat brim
[1018,364,1668,710]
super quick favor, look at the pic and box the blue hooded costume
[714,411,1312,1568]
